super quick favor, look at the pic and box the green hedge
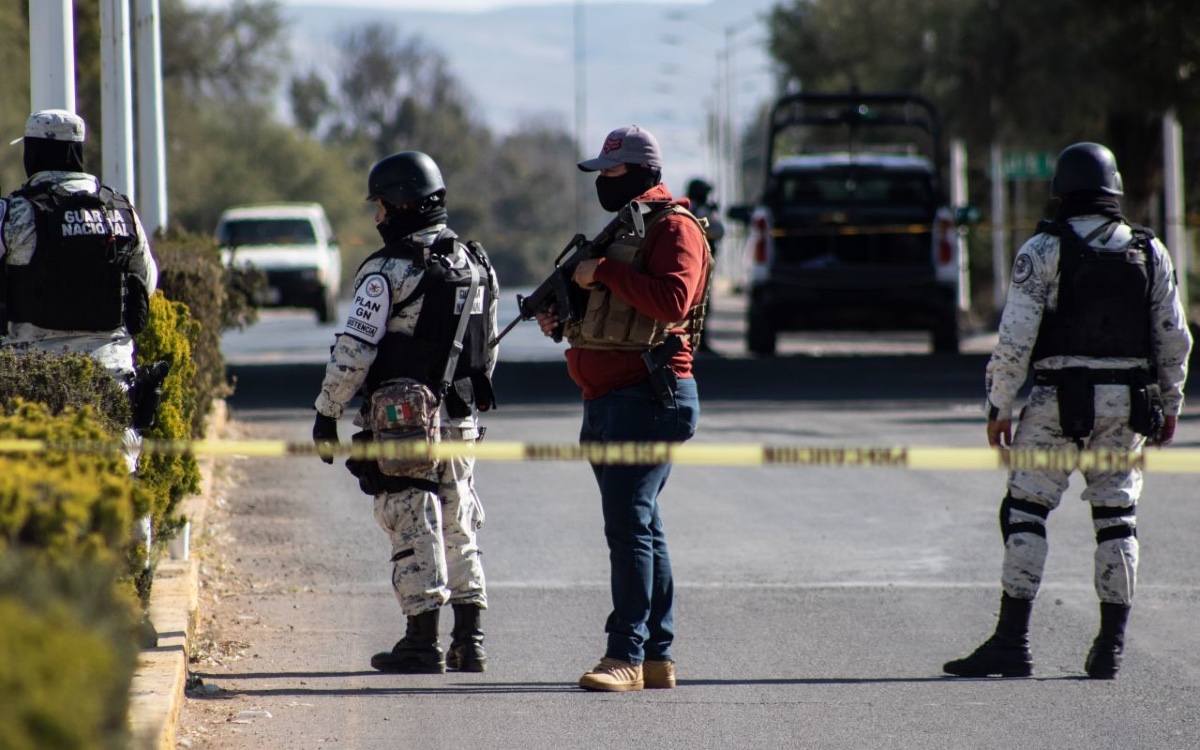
[0,401,134,563]
[134,292,201,551]
[0,348,129,435]
[147,228,263,438]
[0,226,257,746]
[0,554,139,750]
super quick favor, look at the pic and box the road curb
[127,400,226,750]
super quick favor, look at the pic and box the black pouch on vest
[1057,368,1095,440]
[346,430,384,496]
[1129,382,1165,437]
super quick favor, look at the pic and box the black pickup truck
[730,92,970,355]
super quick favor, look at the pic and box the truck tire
[316,287,337,324]
[746,306,778,357]
[931,313,960,354]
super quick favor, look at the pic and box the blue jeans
[580,376,699,664]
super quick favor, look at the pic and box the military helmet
[1051,142,1123,197]
[686,178,713,202]
[366,151,446,206]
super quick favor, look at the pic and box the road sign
[1000,150,1056,180]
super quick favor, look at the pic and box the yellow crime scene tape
[0,438,1197,472]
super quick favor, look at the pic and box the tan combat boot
[579,658,643,692]
[643,659,676,689]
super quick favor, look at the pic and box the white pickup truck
[215,203,342,323]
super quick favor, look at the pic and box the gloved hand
[312,413,339,464]
[1151,414,1177,447]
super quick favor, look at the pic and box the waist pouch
[1034,367,1157,439]
[346,430,438,496]
[1055,368,1096,441]
[1129,381,1165,437]
[369,378,441,477]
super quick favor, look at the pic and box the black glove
[312,413,339,464]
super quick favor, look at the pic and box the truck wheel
[315,288,337,324]
[746,308,777,356]
[931,314,960,354]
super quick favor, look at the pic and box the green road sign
[1001,151,1056,180]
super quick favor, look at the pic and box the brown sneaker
[579,658,644,692]
[643,659,676,689]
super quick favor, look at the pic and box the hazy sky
[192,0,710,11]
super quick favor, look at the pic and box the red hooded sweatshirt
[565,183,710,399]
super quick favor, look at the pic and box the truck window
[780,170,932,205]
[220,218,317,246]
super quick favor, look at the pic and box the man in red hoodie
[536,125,712,692]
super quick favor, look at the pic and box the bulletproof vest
[1030,219,1154,361]
[565,204,713,350]
[367,230,496,417]
[5,182,141,332]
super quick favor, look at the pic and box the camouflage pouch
[369,378,441,477]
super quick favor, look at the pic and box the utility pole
[135,0,168,235]
[28,0,75,112]
[101,0,136,200]
[573,0,587,229]
[1163,109,1189,310]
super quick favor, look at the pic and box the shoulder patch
[343,273,390,345]
[1011,253,1033,285]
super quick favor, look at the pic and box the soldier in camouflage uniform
[312,151,498,674]
[0,109,158,546]
[944,142,1192,680]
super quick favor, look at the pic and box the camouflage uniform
[0,171,157,379]
[1,171,157,474]
[1,169,158,549]
[986,216,1192,604]
[314,225,497,615]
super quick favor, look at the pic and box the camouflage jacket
[314,225,500,435]
[986,215,1193,420]
[0,171,157,379]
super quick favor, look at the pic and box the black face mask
[23,138,85,178]
[376,201,449,244]
[595,168,657,213]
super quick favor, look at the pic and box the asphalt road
[177,293,1200,750]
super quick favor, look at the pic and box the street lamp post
[664,11,760,216]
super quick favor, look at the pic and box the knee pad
[1000,493,1050,543]
[1092,503,1137,544]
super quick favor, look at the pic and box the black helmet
[686,178,713,202]
[366,151,446,206]
[1051,142,1123,197]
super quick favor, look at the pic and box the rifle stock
[490,200,664,347]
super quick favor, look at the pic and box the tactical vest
[365,229,497,418]
[565,205,713,351]
[1030,219,1154,361]
[5,182,142,332]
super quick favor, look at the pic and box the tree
[765,0,1200,221]
[288,20,582,283]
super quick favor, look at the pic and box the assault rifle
[490,200,665,347]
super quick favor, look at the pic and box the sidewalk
[127,402,226,750]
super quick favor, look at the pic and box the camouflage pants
[1002,385,1143,605]
[373,452,487,616]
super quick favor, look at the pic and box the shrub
[0,554,139,750]
[133,292,201,548]
[0,401,134,564]
[147,228,263,437]
[0,349,129,434]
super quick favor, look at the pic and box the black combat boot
[943,594,1034,677]
[446,603,487,672]
[370,609,445,674]
[1085,602,1131,679]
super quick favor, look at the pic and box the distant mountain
[282,0,781,192]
